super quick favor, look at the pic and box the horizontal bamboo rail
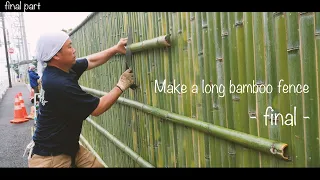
[81,85,289,160]
[79,135,108,167]
[128,35,171,52]
[85,117,154,167]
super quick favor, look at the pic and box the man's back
[33,58,100,156]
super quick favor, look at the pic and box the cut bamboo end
[129,34,171,53]
[271,143,289,160]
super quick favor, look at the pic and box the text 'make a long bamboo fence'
[69,12,320,167]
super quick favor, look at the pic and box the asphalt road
[0,82,34,167]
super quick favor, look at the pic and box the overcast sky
[24,12,92,58]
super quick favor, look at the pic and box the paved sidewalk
[0,82,34,167]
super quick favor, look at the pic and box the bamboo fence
[69,12,320,167]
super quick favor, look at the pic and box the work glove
[117,68,134,91]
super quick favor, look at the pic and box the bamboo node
[190,16,195,21]
[315,32,320,36]
[287,46,299,52]
[221,32,228,37]
[216,57,223,62]
[213,103,219,110]
[235,21,243,27]
[198,51,203,57]
[273,12,284,16]
[178,29,182,34]
[255,80,264,86]
[202,23,208,29]
[232,95,240,101]
[299,12,309,15]
[248,111,256,118]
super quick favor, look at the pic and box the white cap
[35,31,70,74]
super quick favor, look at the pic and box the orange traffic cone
[18,92,29,119]
[10,95,29,124]
[26,106,36,120]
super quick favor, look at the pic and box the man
[28,31,134,168]
[28,64,40,103]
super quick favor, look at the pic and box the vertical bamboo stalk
[140,12,154,165]
[315,12,320,166]
[152,12,163,167]
[135,12,144,166]
[201,12,212,167]
[221,12,234,167]
[182,12,194,167]
[285,12,305,167]
[253,12,270,167]
[213,12,226,167]
[206,12,219,167]
[186,12,196,167]
[194,12,206,167]
[166,12,177,167]
[202,12,218,167]
[169,12,181,167]
[189,12,200,167]
[262,12,278,167]
[158,12,169,167]
[274,12,292,167]
[227,12,240,167]
[299,12,319,167]
[235,12,251,167]
[174,12,186,167]
[145,12,156,166]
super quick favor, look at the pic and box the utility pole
[1,12,12,88]
[20,13,29,60]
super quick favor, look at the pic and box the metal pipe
[81,85,289,160]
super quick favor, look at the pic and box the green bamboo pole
[315,12,320,165]
[263,12,278,167]
[79,134,108,167]
[141,12,154,165]
[201,12,212,167]
[206,12,220,167]
[274,12,292,168]
[133,12,142,167]
[128,35,171,52]
[213,12,226,167]
[139,12,149,167]
[146,12,156,166]
[152,12,163,167]
[157,12,168,168]
[189,11,200,167]
[227,12,240,167]
[119,12,126,166]
[181,12,194,167]
[221,12,234,167]
[168,12,179,167]
[235,12,251,167]
[86,117,154,167]
[243,15,258,168]
[300,12,319,167]
[194,12,206,167]
[253,12,271,167]
[174,12,186,167]
[81,86,289,160]
[130,12,139,168]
